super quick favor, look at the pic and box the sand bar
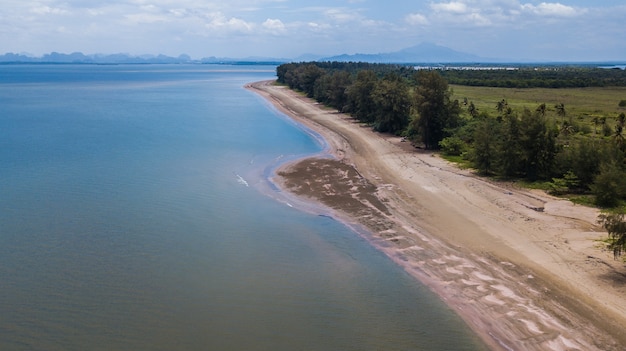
[247,80,626,350]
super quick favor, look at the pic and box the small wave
[235,174,249,187]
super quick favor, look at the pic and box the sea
[0,64,486,351]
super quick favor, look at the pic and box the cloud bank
[1,0,623,61]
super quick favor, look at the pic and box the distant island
[0,52,288,65]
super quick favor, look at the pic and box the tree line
[277,62,459,147]
[276,62,626,252]
[277,62,626,257]
[439,66,626,88]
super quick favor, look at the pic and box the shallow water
[0,64,486,350]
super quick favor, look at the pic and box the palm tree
[615,113,626,149]
[496,99,507,115]
[592,116,599,135]
[536,103,547,117]
[555,103,566,123]
[468,102,478,118]
[560,120,575,136]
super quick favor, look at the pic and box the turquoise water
[0,64,486,350]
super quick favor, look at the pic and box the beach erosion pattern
[0,64,486,350]
[249,81,626,350]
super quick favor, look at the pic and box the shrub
[439,136,466,156]
[591,162,626,207]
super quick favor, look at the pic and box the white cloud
[262,18,286,34]
[324,8,361,23]
[431,2,469,14]
[427,1,494,27]
[405,13,429,26]
[307,21,331,33]
[205,14,254,34]
[124,12,168,24]
[521,2,581,17]
[30,5,68,15]
[465,12,491,26]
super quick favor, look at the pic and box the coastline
[247,80,626,350]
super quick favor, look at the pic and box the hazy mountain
[0,52,294,64]
[0,52,196,64]
[322,42,490,63]
[199,56,289,64]
[0,44,491,64]
[293,53,326,62]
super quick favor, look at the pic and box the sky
[1,0,625,62]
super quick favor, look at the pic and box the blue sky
[1,0,624,61]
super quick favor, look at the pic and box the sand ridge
[247,80,626,350]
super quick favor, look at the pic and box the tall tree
[409,70,460,149]
[519,107,558,180]
[495,113,523,177]
[313,70,352,111]
[472,117,500,175]
[370,73,411,134]
[346,70,378,123]
[297,64,326,98]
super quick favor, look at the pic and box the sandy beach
[247,80,626,351]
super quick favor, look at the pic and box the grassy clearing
[451,85,626,121]
[445,85,626,210]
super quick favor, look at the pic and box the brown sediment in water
[247,80,626,351]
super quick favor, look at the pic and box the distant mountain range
[0,52,193,64]
[0,52,288,64]
[0,43,492,64]
[320,43,490,63]
[1,44,621,65]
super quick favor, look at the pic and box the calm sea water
[0,64,486,350]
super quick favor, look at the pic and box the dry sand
[247,80,626,351]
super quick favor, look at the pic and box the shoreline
[247,80,626,350]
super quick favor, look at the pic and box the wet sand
[247,80,626,350]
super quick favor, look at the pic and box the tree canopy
[276,61,626,207]
[408,70,460,149]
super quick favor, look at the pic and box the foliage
[597,213,626,259]
[439,136,466,156]
[276,62,626,207]
[494,112,522,177]
[408,70,461,149]
[591,162,626,207]
[554,139,606,190]
[439,66,626,88]
[346,70,378,123]
[470,117,499,175]
[518,108,558,180]
[370,73,411,133]
[549,171,580,195]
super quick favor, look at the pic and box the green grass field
[451,85,626,121]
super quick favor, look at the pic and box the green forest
[439,66,626,88]
[276,62,626,203]
[277,61,626,257]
